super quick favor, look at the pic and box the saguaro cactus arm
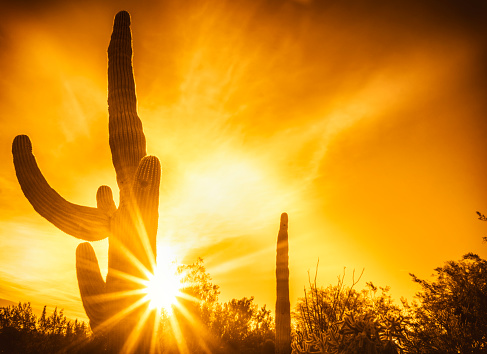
[12,135,111,241]
[76,242,107,331]
[96,185,117,216]
[108,10,146,195]
[110,155,161,275]
[130,155,161,270]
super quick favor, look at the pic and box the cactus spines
[12,10,161,352]
[276,212,291,354]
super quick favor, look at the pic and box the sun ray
[109,235,155,279]
[129,203,158,271]
[121,306,156,354]
[96,296,149,332]
[82,289,144,304]
[171,300,213,354]
[150,311,162,354]
[208,244,275,276]
[168,313,189,354]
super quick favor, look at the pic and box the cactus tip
[12,135,32,154]
[76,242,92,258]
[280,212,288,224]
[114,10,131,25]
[142,155,161,167]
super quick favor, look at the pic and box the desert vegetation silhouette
[2,247,487,353]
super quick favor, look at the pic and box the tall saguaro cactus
[276,213,291,354]
[12,11,160,353]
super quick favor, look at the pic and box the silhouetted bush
[403,253,487,353]
[0,302,95,353]
[292,267,407,353]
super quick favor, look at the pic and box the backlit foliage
[404,253,487,353]
[0,302,91,353]
[293,268,407,353]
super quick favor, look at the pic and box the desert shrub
[0,302,92,353]
[293,266,407,353]
[403,253,487,353]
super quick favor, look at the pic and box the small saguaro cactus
[276,213,291,354]
[12,11,160,353]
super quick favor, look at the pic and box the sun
[142,247,183,313]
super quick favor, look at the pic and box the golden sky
[1,0,487,322]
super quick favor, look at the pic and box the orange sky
[1,0,487,322]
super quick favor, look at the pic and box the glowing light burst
[142,247,183,313]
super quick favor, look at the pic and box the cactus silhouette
[12,11,160,352]
[276,213,291,354]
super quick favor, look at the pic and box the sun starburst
[142,247,183,313]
